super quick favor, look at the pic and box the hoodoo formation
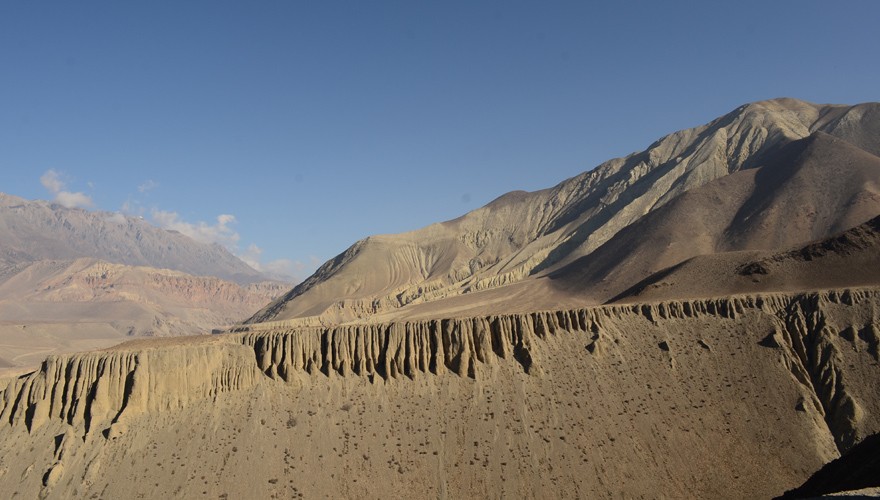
[1,288,879,498]
[2,98,880,498]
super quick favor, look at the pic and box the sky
[2,1,878,281]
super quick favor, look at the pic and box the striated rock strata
[1,288,879,498]
[1,339,260,435]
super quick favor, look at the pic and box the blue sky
[2,1,878,280]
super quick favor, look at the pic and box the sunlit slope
[251,98,880,325]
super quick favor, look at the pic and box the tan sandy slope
[610,215,880,304]
[0,258,287,371]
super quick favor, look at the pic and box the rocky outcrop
[771,294,867,452]
[2,288,878,455]
[0,340,260,436]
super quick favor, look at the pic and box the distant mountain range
[0,196,287,370]
[0,193,266,284]
[2,98,879,499]
[249,98,880,326]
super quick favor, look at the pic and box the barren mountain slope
[3,98,880,499]
[777,431,880,498]
[250,99,880,326]
[1,287,878,498]
[611,215,880,304]
[0,194,265,284]
[355,212,880,325]
[545,132,880,301]
[377,132,880,322]
[0,193,290,370]
[0,258,287,370]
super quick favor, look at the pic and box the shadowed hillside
[249,99,880,326]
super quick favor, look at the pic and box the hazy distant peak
[0,195,268,284]
[0,192,27,207]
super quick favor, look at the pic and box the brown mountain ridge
[250,99,880,326]
[0,194,266,284]
[0,196,289,372]
[1,98,879,499]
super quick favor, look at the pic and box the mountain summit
[0,197,266,284]
[250,98,880,326]
[0,199,287,369]
[2,98,880,500]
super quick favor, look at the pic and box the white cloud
[238,243,298,281]
[40,169,94,209]
[150,209,240,248]
[138,180,159,193]
[238,243,264,270]
[55,191,95,209]
[36,171,301,282]
[148,209,301,281]
[264,258,296,278]
[120,199,146,217]
[40,170,64,193]
[105,212,127,224]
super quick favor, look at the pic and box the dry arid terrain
[1,289,878,498]
[0,193,266,284]
[0,197,288,372]
[250,99,880,327]
[1,98,879,498]
[0,258,286,371]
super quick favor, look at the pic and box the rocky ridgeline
[250,100,880,326]
[0,340,260,436]
[42,259,287,307]
[2,288,879,451]
[0,196,266,284]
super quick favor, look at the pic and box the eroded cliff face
[1,340,261,436]
[4,289,879,436]
[1,288,879,498]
